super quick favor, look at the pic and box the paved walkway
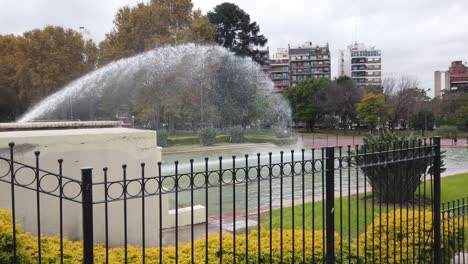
[163,143,274,154]
[301,136,468,148]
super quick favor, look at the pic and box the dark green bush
[156,129,169,147]
[199,127,217,146]
[229,126,245,143]
[274,128,292,138]
[167,136,199,146]
[215,135,230,143]
[357,130,445,203]
[244,136,297,145]
[435,125,459,140]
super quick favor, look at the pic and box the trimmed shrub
[167,135,230,146]
[229,126,245,143]
[357,130,445,203]
[156,129,168,147]
[274,128,292,139]
[199,127,216,146]
[436,125,459,140]
[244,136,297,146]
[0,208,344,263]
[0,208,464,263]
[356,209,465,263]
[167,136,199,146]
[215,135,230,143]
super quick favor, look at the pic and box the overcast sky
[1,0,467,96]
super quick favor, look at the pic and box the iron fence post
[82,167,94,264]
[325,147,335,264]
[433,137,441,264]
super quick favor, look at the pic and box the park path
[163,143,274,155]
[300,136,466,148]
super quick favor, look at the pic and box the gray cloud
[1,0,467,95]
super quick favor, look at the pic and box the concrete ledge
[0,121,123,131]
[167,205,206,228]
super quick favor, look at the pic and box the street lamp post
[422,88,430,137]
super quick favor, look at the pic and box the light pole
[422,88,430,137]
[69,96,73,120]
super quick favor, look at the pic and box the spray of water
[18,44,290,127]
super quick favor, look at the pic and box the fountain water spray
[18,44,291,128]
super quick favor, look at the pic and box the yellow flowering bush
[0,208,347,263]
[0,208,464,263]
[356,209,465,264]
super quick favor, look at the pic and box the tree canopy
[356,93,392,129]
[99,0,216,64]
[0,26,98,121]
[207,2,267,64]
[284,79,330,131]
[410,109,435,131]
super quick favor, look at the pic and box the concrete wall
[0,127,204,247]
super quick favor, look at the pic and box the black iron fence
[0,137,466,263]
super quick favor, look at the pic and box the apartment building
[270,48,290,93]
[339,43,382,87]
[435,60,468,97]
[288,42,331,85]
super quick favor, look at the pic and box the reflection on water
[161,146,468,216]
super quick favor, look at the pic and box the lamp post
[377,117,381,132]
[422,88,430,137]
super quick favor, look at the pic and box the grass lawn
[262,173,468,243]
[417,173,468,203]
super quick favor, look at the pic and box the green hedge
[244,136,297,145]
[168,135,230,146]
[166,135,296,146]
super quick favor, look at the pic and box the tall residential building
[257,48,270,76]
[270,48,290,93]
[434,61,468,96]
[288,42,331,86]
[446,61,468,93]
[339,43,382,87]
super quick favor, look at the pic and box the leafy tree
[436,125,459,144]
[454,97,468,131]
[210,55,262,128]
[207,3,267,64]
[0,35,23,121]
[99,0,215,65]
[0,27,97,121]
[432,92,467,128]
[19,27,98,101]
[382,76,428,130]
[356,93,391,130]
[320,76,363,129]
[410,110,435,132]
[285,79,329,131]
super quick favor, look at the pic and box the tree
[207,3,267,64]
[356,93,391,130]
[0,35,23,121]
[210,54,263,128]
[285,79,330,131]
[320,76,363,129]
[0,27,98,121]
[410,110,435,132]
[454,98,468,131]
[434,93,468,128]
[99,0,215,65]
[382,75,427,129]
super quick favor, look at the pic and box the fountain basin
[0,121,205,247]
